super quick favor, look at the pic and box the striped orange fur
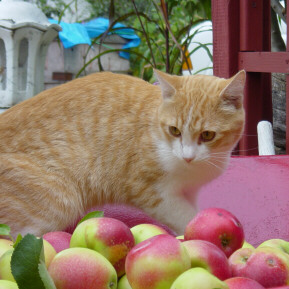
[0,70,245,237]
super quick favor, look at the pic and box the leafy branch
[37,0,212,81]
[131,0,157,67]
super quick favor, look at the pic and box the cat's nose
[184,157,194,163]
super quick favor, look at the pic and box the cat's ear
[220,70,246,109]
[153,69,176,100]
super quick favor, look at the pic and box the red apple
[182,239,231,280]
[48,247,117,289]
[228,246,289,287]
[228,247,254,272]
[70,217,134,277]
[270,285,289,289]
[125,234,190,289]
[225,277,266,289]
[184,207,244,257]
[43,231,72,253]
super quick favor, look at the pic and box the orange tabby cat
[0,70,245,237]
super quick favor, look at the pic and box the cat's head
[154,70,246,166]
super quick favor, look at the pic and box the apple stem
[221,236,230,248]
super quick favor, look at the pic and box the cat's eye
[169,126,181,137]
[200,131,216,142]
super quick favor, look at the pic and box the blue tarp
[49,17,140,59]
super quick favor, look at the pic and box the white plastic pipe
[257,121,275,156]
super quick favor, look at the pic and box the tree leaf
[76,48,153,77]
[77,211,104,225]
[11,234,46,289]
[189,41,213,61]
[13,234,23,248]
[38,260,57,289]
[0,224,11,236]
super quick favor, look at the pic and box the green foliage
[0,224,23,245]
[85,0,147,21]
[0,224,11,236]
[77,210,105,225]
[33,0,75,19]
[34,0,212,81]
[11,234,56,289]
[39,261,57,289]
[13,234,23,248]
[128,0,211,81]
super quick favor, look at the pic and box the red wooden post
[212,0,240,78]
[286,80,289,154]
[287,2,289,154]
[238,0,272,155]
[213,0,289,153]
[240,0,264,51]
[212,0,243,155]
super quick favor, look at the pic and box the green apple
[0,249,15,282]
[70,217,134,277]
[130,224,168,244]
[0,239,13,259]
[34,238,57,268]
[48,247,117,289]
[242,241,254,249]
[258,238,289,255]
[118,274,132,289]
[0,280,19,289]
[43,239,57,267]
[176,236,184,241]
[170,267,229,289]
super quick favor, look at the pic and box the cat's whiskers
[204,159,225,171]
[209,155,228,158]
[211,158,230,167]
[208,152,230,161]
[231,145,260,156]
[209,158,230,163]
[194,153,226,169]
[209,152,229,157]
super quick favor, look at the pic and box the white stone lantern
[0,0,61,108]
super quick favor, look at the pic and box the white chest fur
[150,139,230,234]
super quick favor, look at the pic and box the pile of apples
[1,207,289,289]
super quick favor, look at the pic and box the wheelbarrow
[198,121,289,246]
